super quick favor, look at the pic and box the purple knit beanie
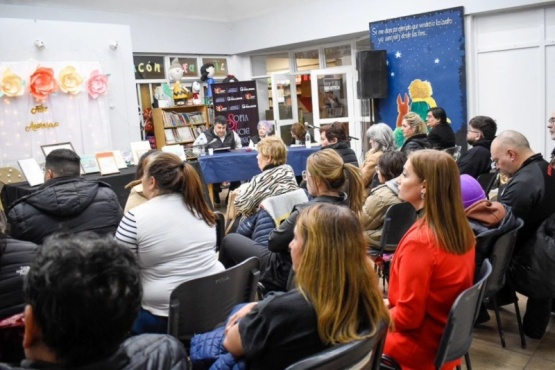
[460,174,486,209]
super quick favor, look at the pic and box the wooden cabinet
[152,105,210,149]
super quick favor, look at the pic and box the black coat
[7,177,123,245]
[323,141,359,166]
[427,123,456,150]
[400,133,430,153]
[204,129,237,149]
[458,138,493,178]
[0,237,37,320]
[14,334,188,370]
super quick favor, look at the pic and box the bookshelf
[152,105,210,150]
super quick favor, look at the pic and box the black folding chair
[375,202,417,292]
[434,259,492,370]
[168,257,260,346]
[476,171,498,198]
[286,320,389,370]
[482,222,526,348]
[380,260,493,370]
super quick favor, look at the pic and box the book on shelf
[175,126,193,142]
[165,129,176,143]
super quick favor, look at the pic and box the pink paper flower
[29,66,58,102]
[87,70,109,99]
[1,68,24,97]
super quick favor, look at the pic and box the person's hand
[225,302,257,334]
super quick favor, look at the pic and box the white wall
[468,6,555,157]
[0,18,140,159]
[0,3,233,54]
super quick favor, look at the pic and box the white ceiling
[0,0,324,22]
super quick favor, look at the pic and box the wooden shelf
[153,105,210,150]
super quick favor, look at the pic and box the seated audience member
[220,204,391,370]
[0,216,37,363]
[361,151,407,251]
[249,120,274,146]
[123,149,158,213]
[220,149,365,292]
[234,137,299,245]
[193,115,242,204]
[290,122,307,145]
[458,115,497,178]
[426,107,456,150]
[399,112,430,153]
[17,233,187,369]
[460,174,521,324]
[491,130,555,339]
[360,123,395,189]
[116,153,223,335]
[7,149,123,245]
[320,122,359,166]
[384,150,475,369]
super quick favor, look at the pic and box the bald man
[491,130,555,339]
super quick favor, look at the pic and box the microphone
[192,138,218,147]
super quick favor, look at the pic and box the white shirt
[116,193,224,316]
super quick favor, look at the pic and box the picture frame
[40,142,76,158]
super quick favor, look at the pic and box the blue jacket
[236,210,275,246]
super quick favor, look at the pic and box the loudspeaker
[356,50,388,99]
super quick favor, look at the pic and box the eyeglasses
[549,118,555,124]
[468,129,481,134]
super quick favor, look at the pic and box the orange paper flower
[1,68,24,97]
[59,66,83,95]
[87,70,109,99]
[29,66,59,102]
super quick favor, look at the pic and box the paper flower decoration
[87,70,109,99]
[29,66,59,102]
[59,66,83,95]
[1,68,24,97]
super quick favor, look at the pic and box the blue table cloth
[199,146,320,183]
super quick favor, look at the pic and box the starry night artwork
[369,6,467,149]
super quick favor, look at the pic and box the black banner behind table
[211,81,259,147]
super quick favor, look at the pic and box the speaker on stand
[356,50,388,155]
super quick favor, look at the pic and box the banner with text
[369,7,467,148]
[212,81,259,146]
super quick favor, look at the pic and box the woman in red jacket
[383,150,476,370]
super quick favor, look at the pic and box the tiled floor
[470,295,555,369]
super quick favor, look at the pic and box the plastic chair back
[285,320,388,370]
[378,202,416,255]
[168,257,260,344]
[434,259,492,370]
[483,220,522,298]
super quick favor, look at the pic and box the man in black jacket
[491,130,555,339]
[7,149,122,244]
[13,233,187,370]
[458,115,496,178]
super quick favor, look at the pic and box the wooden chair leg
[512,293,527,349]
[491,297,506,348]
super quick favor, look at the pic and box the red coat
[384,221,475,370]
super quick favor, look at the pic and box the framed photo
[41,142,76,158]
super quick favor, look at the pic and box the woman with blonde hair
[116,152,223,334]
[399,112,430,153]
[222,203,391,369]
[234,136,297,219]
[384,150,475,369]
[220,149,365,292]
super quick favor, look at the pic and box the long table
[198,146,320,184]
[1,166,137,210]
